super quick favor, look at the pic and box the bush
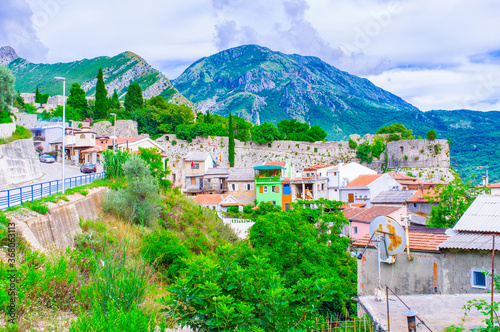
[103,155,161,227]
[102,150,130,180]
[140,228,190,278]
[427,129,437,140]
[348,138,357,149]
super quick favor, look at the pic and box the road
[0,161,105,209]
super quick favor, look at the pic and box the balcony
[185,184,203,193]
[203,182,228,193]
[255,176,281,183]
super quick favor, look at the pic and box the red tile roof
[387,171,417,181]
[353,227,449,252]
[346,174,383,187]
[192,194,229,204]
[407,188,441,203]
[265,161,286,167]
[342,205,404,223]
[304,163,333,171]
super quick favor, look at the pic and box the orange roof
[387,171,417,181]
[220,202,243,207]
[192,194,229,204]
[346,174,383,187]
[81,146,106,153]
[353,227,449,252]
[342,205,404,223]
[304,163,333,171]
[265,161,286,167]
[407,188,441,203]
[487,183,500,188]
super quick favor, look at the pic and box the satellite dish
[369,215,406,257]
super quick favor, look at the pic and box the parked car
[80,163,97,173]
[39,154,56,163]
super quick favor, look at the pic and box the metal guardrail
[0,172,105,210]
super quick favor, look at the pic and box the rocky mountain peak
[0,46,19,65]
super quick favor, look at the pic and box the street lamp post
[110,113,117,153]
[55,77,66,194]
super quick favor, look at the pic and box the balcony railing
[203,182,228,192]
[255,176,281,183]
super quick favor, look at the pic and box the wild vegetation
[0,150,360,331]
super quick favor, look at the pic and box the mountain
[173,44,423,140]
[1,46,191,106]
[173,44,500,182]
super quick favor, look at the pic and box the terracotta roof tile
[346,174,383,187]
[265,161,286,167]
[303,163,333,171]
[407,188,441,203]
[192,194,229,204]
[342,205,404,223]
[487,183,500,188]
[387,171,417,181]
[353,226,449,252]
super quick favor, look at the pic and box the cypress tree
[109,89,121,110]
[35,86,41,104]
[95,68,108,119]
[124,83,143,112]
[228,112,235,167]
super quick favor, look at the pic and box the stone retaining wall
[0,122,15,139]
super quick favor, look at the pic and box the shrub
[140,228,190,278]
[348,138,357,149]
[426,129,437,140]
[102,150,130,180]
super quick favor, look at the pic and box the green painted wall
[255,181,282,207]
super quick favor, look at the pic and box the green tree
[124,83,143,113]
[0,65,15,123]
[109,89,121,110]
[233,115,252,141]
[427,178,486,228]
[137,147,171,191]
[377,123,415,142]
[13,91,25,110]
[228,112,235,167]
[161,243,339,331]
[356,141,373,164]
[348,138,357,149]
[35,86,41,103]
[306,125,327,142]
[251,122,283,144]
[370,136,386,159]
[67,83,90,120]
[94,68,108,119]
[427,129,437,140]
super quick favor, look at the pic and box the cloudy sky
[2,0,500,111]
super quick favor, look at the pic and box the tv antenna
[358,215,406,301]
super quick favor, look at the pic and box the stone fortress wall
[154,132,451,182]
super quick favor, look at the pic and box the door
[348,193,354,203]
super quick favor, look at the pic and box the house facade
[254,162,289,207]
[327,162,377,201]
[183,151,215,194]
[340,173,402,207]
[227,168,256,206]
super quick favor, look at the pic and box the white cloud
[2,0,498,110]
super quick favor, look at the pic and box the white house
[340,173,402,208]
[327,162,377,201]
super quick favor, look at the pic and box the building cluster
[27,119,164,164]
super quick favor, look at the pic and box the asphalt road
[1,161,104,190]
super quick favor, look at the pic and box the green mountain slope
[173,44,500,182]
[1,46,190,106]
[173,44,421,140]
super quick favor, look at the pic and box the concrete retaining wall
[8,187,106,251]
[0,122,15,139]
[0,138,43,188]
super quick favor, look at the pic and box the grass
[0,125,32,145]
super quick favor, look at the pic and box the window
[272,186,276,192]
[172,174,176,182]
[348,193,354,203]
[264,186,268,193]
[334,172,337,176]
[284,203,290,211]
[321,184,325,191]
[471,269,487,289]
[246,183,251,191]
[272,201,276,205]
[191,163,199,169]
[353,226,358,234]
[232,184,237,191]
[80,134,85,139]
[190,177,196,185]
[413,203,417,207]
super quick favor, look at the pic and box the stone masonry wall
[0,138,43,188]
[0,122,15,139]
[92,120,138,137]
[155,133,450,180]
